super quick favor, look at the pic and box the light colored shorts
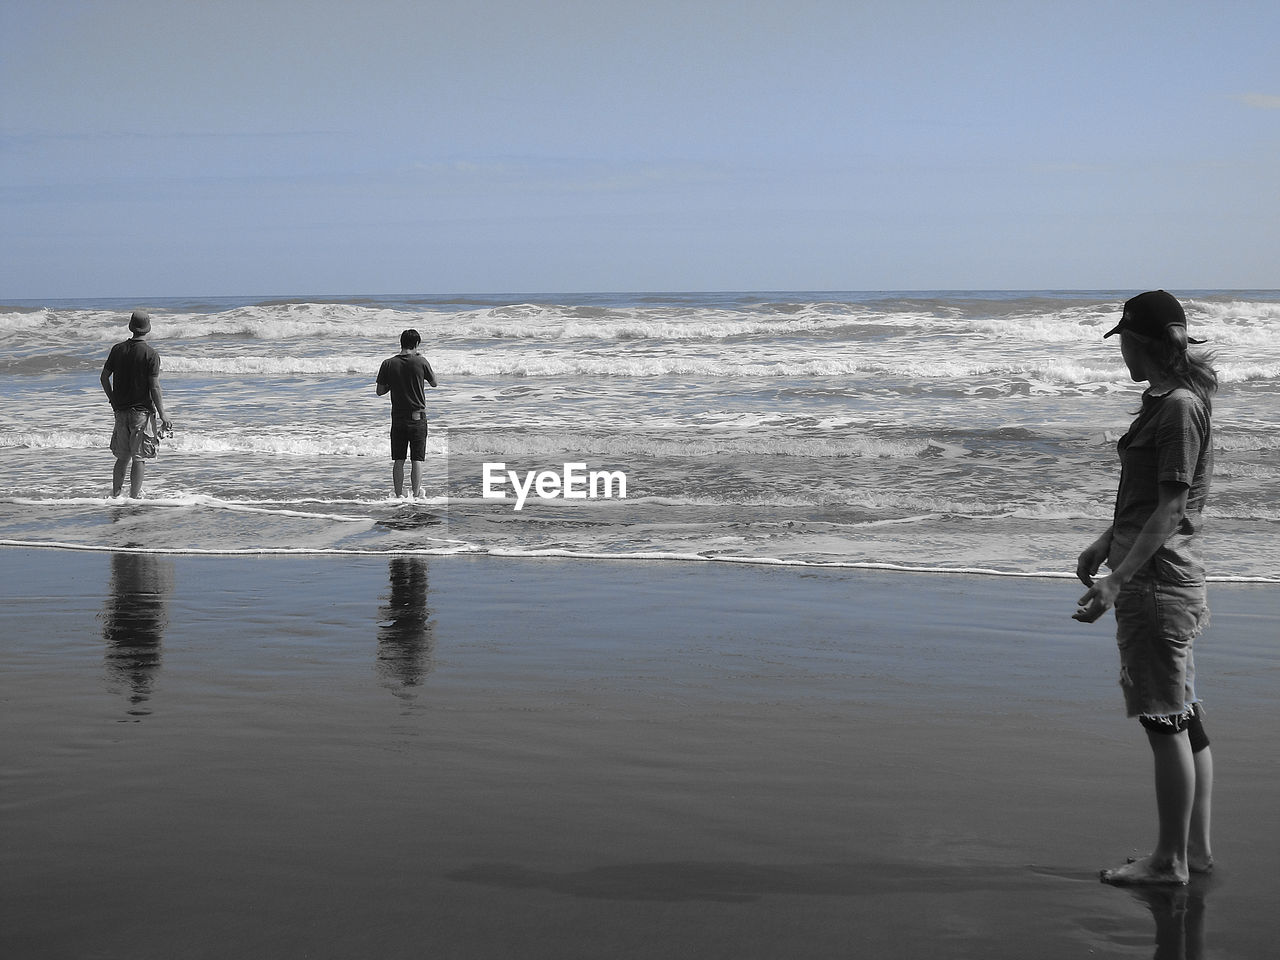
[1114,577,1208,719]
[110,409,151,459]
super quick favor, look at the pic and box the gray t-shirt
[1108,387,1213,584]
[376,351,436,417]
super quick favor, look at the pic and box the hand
[160,417,173,435]
[1073,575,1121,623]
[1075,538,1109,587]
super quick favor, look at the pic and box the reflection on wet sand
[447,860,1043,902]
[1126,875,1213,960]
[376,556,435,697]
[99,552,174,718]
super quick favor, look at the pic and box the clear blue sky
[3,0,1278,297]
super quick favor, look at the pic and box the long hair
[1144,325,1219,413]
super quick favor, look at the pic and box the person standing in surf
[376,328,438,498]
[1073,290,1218,886]
[100,310,172,499]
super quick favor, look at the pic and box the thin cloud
[1235,93,1280,110]
[1028,161,1110,175]
[408,157,723,194]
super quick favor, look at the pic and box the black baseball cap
[1104,290,1204,343]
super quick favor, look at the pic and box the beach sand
[2,548,1277,959]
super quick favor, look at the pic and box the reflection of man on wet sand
[101,552,173,717]
[100,310,172,499]
[376,556,435,696]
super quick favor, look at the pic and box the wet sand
[2,548,1277,959]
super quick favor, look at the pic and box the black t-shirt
[377,352,436,416]
[103,339,161,411]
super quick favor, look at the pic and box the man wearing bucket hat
[100,310,172,498]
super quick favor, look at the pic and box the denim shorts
[1114,577,1208,719]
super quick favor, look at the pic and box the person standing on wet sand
[1073,290,1218,886]
[100,310,172,499]
[376,328,437,498]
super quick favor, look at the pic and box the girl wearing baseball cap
[1074,290,1218,886]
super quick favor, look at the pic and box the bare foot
[1128,852,1215,875]
[1101,855,1188,886]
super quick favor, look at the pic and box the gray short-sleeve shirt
[1107,387,1213,584]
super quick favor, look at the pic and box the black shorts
[390,416,428,462]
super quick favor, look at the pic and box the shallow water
[3,291,1278,578]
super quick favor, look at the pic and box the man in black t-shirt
[375,328,438,498]
[100,310,172,498]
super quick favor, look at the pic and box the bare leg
[129,458,146,499]
[410,460,423,498]
[1189,745,1214,872]
[1101,730,1194,885]
[112,456,130,497]
[392,460,406,497]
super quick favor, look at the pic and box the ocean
[2,290,1278,580]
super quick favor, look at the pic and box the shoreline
[4,539,1280,584]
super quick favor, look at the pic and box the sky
[2,0,1278,297]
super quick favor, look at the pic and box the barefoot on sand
[1100,855,1188,886]
[1122,853,1216,875]
[1190,855,1215,875]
